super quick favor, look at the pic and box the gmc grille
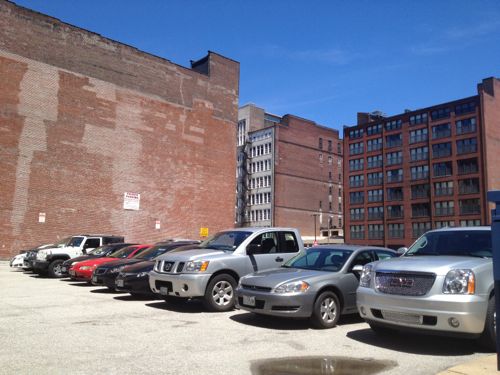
[375,271,436,296]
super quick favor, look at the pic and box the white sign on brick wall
[123,192,140,210]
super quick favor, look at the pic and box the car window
[277,232,299,253]
[200,231,252,252]
[110,245,139,258]
[84,238,101,249]
[249,232,278,254]
[349,251,375,270]
[285,248,353,272]
[68,237,84,247]
[375,250,396,260]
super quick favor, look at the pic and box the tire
[478,296,496,351]
[311,291,340,328]
[203,274,237,312]
[48,259,64,278]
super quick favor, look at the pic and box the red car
[69,244,151,282]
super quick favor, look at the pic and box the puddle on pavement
[251,356,397,375]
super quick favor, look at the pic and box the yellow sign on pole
[200,227,209,237]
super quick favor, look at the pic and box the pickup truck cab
[149,227,304,311]
[34,234,124,278]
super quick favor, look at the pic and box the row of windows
[250,159,272,173]
[249,131,272,142]
[350,218,481,239]
[318,138,342,154]
[248,209,271,222]
[249,175,272,189]
[250,143,272,158]
[249,192,271,206]
[349,198,481,219]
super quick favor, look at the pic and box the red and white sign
[123,192,140,210]
[155,220,161,230]
[38,212,46,223]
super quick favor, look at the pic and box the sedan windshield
[54,237,72,247]
[405,230,492,258]
[199,231,252,252]
[284,248,353,272]
[109,246,139,259]
[89,245,113,256]
[133,244,173,260]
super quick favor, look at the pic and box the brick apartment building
[0,1,239,259]
[236,104,343,243]
[344,77,500,249]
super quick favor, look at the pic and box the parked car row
[10,226,495,350]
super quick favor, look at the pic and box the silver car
[235,245,396,328]
[357,227,494,350]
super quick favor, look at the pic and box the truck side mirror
[352,264,364,273]
[396,247,408,255]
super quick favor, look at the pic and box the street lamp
[311,213,320,244]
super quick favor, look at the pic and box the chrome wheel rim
[320,297,337,323]
[54,263,63,276]
[212,280,233,306]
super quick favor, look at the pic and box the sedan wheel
[203,274,237,312]
[311,291,340,329]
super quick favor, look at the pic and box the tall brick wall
[274,116,342,237]
[0,1,239,258]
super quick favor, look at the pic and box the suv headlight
[359,264,373,288]
[79,265,96,271]
[274,281,309,294]
[185,261,209,272]
[443,269,475,294]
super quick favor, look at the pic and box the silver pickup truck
[149,227,304,311]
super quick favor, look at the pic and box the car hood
[75,257,117,267]
[241,267,333,288]
[96,258,142,269]
[372,256,491,276]
[64,255,102,265]
[122,260,154,273]
[156,248,229,261]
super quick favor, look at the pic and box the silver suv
[149,227,304,311]
[357,227,494,349]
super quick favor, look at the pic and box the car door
[247,231,282,272]
[343,250,377,311]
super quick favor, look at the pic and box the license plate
[92,276,98,283]
[159,287,169,296]
[242,295,256,307]
[116,279,124,288]
[69,270,75,276]
[381,310,423,325]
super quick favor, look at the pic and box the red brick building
[0,1,239,258]
[344,77,500,249]
[236,104,343,244]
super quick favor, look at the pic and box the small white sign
[38,212,46,223]
[123,192,140,210]
[155,220,161,230]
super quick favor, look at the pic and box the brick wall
[274,115,342,237]
[0,1,239,258]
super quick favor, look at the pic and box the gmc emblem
[389,277,414,288]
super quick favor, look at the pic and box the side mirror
[396,247,408,255]
[246,244,260,255]
[352,264,364,273]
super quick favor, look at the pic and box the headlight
[443,269,475,294]
[79,265,95,271]
[137,272,148,278]
[185,261,209,272]
[274,281,309,294]
[110,266,125,273]
[359,264,373,288]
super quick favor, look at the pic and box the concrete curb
[436,355,497,374]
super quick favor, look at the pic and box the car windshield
[89,245,113,256]
[283,248,353,272]
[405,230,492,258]
[199,231,252,252]
[54,237,72,247]
[109,246,138,259]
[134,244,175,260]
[67,237,84,247]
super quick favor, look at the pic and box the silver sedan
[235,245,396,328]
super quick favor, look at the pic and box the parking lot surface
[0,261,491,375]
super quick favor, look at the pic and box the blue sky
[12,0,500,131]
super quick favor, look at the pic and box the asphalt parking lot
[0,261,491,375]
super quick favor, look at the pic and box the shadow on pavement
[90,288,124,294]
[145,299,207,314]
[347,327,489,355]
[67,282,93,287]
[230,312,312,330]
[114,294,159,301]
